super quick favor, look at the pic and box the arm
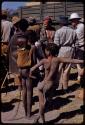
[59,57,84,64]
[30,59,45,73]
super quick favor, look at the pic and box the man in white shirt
[69,13,84,84]
[1,10,13,55]
[54,16,77,92]
[1,10,13,43]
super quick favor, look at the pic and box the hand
[29,74,36,79]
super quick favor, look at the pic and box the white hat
[69,13,81,20]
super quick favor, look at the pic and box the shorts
[18,68,30,79]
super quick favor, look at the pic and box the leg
[37,81,46,123]
[38,89,45,123]
[77,64,84,82]
[22,78,27,116]
[76,49,84,83]
[58,63,63,90]
[20,68,29,117]
[37,81,53,123]
[62,63,71,90]
[26,78,33,117]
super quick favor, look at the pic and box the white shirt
[75,23,84,50]
[1,20,13,42]
[54,26,76,47]
[54,26,77,57]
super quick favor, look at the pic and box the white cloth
[1,20,13,42]
[75,23,84,50]
[54,26,77,57]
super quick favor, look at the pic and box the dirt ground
[1,68,84,124]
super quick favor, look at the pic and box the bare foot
[25,115,40,123]
[38,117,45,123]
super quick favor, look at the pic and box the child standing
[30,43,84,123]
[16,30,38,119]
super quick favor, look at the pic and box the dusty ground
[1,68,84,124]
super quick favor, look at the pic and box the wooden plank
[66,2,83,5]
[43,4,63,9]
[22,7,40,11]
[55,12,65,16]
[67,7,84,11]
[22,10,40,14]
[21,5,41,10]
[17,2,84,22]
[22,14,40,18]
[43,8,64,13]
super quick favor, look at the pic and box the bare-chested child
[29,43,83,123]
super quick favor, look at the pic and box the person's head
[18,18,29,32]
[43,16,52,28]
[69,13,81,28]
[12,16,20,30]
[1,10,7,20]
[25,30,37,45]
[16,34,28,48]
[58,16,68,26]
[28,16,36,26]
[45,43,60,57]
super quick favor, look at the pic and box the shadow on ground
[1,85,18,94]
[67,83,80,93]
[45,96,72,113]
[46,82,80,98]
[69,72,78,80]
[47,106,84,124]
[1,99,21,112]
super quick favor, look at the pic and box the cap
[58,16,68,25]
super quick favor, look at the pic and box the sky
[2,2,27,10]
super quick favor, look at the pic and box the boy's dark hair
[16,34,28,48]
[45,43,60,56]
[18,18,29,31]
[25,30,37,44]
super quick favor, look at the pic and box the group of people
[1,10,84,123]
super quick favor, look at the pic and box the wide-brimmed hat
[69,13,81,20]
[12,16,20,24]
[58,16,68,25]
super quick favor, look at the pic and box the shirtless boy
[30,43,83,123]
